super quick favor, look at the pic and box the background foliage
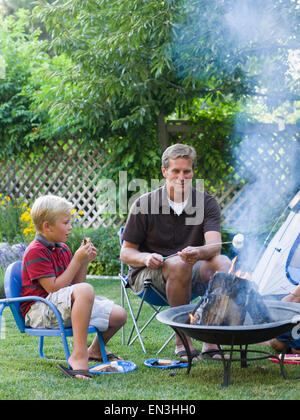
[1,0,299,187]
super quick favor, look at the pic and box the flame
[189,312,195,324]
[236,269,250,280]
[228,256,237,274]
[228,256,250,279]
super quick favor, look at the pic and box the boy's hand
[74,240,97,264]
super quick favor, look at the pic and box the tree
[0,9,50,159]
[4,0,298,186]
[34,0,299,157]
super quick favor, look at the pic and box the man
[120,144,231,360]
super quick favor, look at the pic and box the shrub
[67,225,121,276]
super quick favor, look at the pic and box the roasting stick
[162,242,231,261]
[162,234,244,261]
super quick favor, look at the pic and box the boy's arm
[38,244,94,293]
[72,242,97,284]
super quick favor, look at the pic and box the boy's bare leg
[88,305,127,359]
[68,283,94,378]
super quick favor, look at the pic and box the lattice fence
[0,140,118,229]
[0,140,243,229]
[0,123,297,230]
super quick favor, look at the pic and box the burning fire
[228,256,250,279]
[189,312,195,324]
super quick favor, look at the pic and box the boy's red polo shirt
[20,234,72,317]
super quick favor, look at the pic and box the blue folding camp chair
[0,261,107,366]
[119,227,198,354]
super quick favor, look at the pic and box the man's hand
[178,246,200,265]
[144,253,164,270]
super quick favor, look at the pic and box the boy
[21,195,127,379]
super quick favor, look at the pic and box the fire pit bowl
[156,300,300,388]
[157,301,300,345]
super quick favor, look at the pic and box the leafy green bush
[66,225,121,277]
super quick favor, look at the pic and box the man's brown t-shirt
[122,186,221,285]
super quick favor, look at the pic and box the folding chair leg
[122,285,147,353]
[156,331,175,355]
[128,307,161,346]
[121,282,125,345]
[126,291,146,345]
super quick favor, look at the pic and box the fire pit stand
[157,303,300,389]
[171,325,290,389]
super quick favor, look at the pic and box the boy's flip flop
[88,353,123,363]
[58,364,93,379]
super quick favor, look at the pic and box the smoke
[221,0,299,271]
[172,0,300,271]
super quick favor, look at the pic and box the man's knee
[163,257,192,284]
[210,254,231,272]
[200,254,231,284]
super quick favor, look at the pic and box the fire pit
[157,294,300,388]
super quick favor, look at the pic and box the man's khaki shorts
[130,260,206,297]
[25,285,114,332]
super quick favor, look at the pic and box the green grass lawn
[1,277,300,400]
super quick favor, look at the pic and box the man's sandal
[201,349,226,360]
[175,349,201,361]
[88,352,123,363]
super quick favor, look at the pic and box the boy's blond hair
[31,195,73,232]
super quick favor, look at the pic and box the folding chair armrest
[0,296,66,332]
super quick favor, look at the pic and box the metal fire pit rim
[156,303,300,332]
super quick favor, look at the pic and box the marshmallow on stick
[232,234,244,249]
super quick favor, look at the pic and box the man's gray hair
[162,143,197,169]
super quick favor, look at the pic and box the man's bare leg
[163,257,201,360]
[199,254,231,359]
